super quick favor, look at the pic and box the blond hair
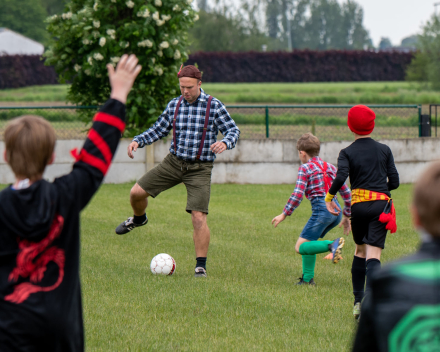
[296,133,320,157]
[4,115,56,180]
[413,161,440,237]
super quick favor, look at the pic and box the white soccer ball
[150,253,176,275]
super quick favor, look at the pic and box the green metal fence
[0,104,422,142]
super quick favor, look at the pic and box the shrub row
[0,50,414,88]
[186,50,415,83]
[0,55,58,89]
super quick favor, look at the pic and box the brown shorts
[137,153,214,214]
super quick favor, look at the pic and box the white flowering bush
[44,0,197,134]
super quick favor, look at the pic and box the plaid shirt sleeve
[339,182,352,217]
[283,165,308,216]
[213,100,240,149]
[133,103,172,148]
[328,163,351,217]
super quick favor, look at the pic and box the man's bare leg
[192,211,210,276]
[130,183,150,215]
[192,211,210,257]
[115,183,149,234]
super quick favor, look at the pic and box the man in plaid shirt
[272,133,351,285]
[115,65,240,277]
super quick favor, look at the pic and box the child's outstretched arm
[272,165,307,228]
[56,54,142,210]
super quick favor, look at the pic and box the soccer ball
[150,253,176,275]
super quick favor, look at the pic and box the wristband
[325,192,335,202]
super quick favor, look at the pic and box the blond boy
[0,55,141,351]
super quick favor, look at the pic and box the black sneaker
[296,276,316,286]
[328,237,345,264]
[194,267,207,278]
[115,216,148,235]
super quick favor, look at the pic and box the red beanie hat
[347,105,376,135]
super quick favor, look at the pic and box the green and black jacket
[353,238,440,352]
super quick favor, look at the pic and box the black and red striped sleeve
[55,99,126,210]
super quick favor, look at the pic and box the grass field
[0,81,439,105]
[58,183,420,351]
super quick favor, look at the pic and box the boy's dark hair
[297,133,320,157]
[4,115,56,180]
[413,161,440,238]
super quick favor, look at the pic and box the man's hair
[296,133,320,157]
[413,161,440,237]
[4,115,56,180]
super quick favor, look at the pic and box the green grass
[0,85,69,102]
[71,183,418,351]
[0,81,439,104]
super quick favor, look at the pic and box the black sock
[366,258,381,295]
[133,213,147,224]
[352,256,366,304]
[196,257,207,270]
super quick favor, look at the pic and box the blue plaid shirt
[133,89,240,161]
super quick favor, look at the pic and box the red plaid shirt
[283,156,351,217]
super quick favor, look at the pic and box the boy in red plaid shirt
[272,133,351,285]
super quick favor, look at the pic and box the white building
[0,28,44,55]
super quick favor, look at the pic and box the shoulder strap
[196,96,213,160]
[173,96,184,153]
[311,160,332,193]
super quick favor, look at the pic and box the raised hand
[107,54,142,104]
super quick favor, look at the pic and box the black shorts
[351,200,388,249]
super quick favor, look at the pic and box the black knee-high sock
[351,256,366,304]
[366,258,381,295]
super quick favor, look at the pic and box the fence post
[265,106,269,138]
[418,105,422,137]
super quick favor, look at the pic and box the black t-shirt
[329,138,400,196]
[0,99,125,352]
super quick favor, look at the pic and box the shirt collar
[183,88,207,105]
[308,156,321,163]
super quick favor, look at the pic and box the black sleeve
[352,294,380,352]
[54,99,126,210]
[328,149,350,195]
[386,148,399,191]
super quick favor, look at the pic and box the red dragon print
[5,214,65,304]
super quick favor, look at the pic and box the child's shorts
[351,200,388,249]
[300,197,342,241]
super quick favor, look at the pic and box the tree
[264,0,371,50]
[45,0,198,134]
[378,37,393,50]
[406,15,440,90]
[401,35,418,48]
[41,0,68,15]
[0,0,48,43]
[188,8,281,52]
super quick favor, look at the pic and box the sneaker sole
[332,238,345,264]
